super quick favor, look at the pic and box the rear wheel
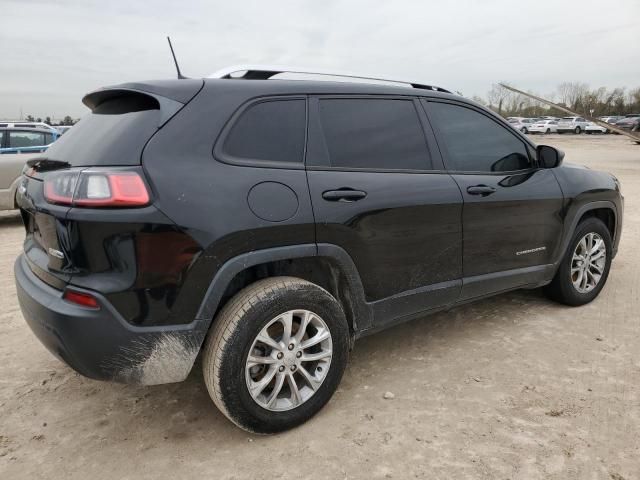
[575,126,581,134]
[202,277,349,433]
[545,128,550,134]
[545,218,612,306]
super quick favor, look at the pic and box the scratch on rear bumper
[105,333,200,385]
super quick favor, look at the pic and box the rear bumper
[14,254,205,385]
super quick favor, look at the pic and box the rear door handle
[466,185,497,196]
[322,188,368,202]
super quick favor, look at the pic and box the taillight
[63,289,100,309]
[44,171,78,205]
[44,170,150,207]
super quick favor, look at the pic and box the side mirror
[537,145,564,168]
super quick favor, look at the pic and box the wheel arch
[195,244,372,340]
[557,201,619,266]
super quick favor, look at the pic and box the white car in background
[598,116,621,124]
[557,116,589,134]
[528,119,558,134]
[585,122,608,134]
[507,117,536,133]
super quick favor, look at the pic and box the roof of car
[0,125,58,134]
[203,77,460,100]
[209,65,453,92]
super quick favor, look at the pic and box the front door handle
[322,188,368,202]
[466,185,497,196]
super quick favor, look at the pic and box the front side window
[223,99,305,164]
[318,98,432,170]
[428,102,531,172]
[9,131,46,148]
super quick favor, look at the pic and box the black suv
[14,67,623,433]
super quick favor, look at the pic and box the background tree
[478,82,640,118]
[487,83,511,115]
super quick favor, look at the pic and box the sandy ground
[1,134,639,480]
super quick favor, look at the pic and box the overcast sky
[2,0,639,119]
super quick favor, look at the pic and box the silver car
[0,126,59,210]
[507,117,536,133]
[556,116,590,134]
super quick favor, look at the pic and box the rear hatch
[17,79,204,290]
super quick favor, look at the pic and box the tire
[545,218,612,306]
[521,127,528,134]
[574,126,581,134]
[202,276,350,433]
[545,128,550,134]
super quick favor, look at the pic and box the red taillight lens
[44,170,150,208]
[74,172,150,207]
[63,290,100,309]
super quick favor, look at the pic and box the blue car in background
[0,124,61,210]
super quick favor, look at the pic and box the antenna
[167,36,187,79]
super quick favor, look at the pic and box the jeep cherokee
[14,66,623,433]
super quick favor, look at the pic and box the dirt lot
[1,134,639,479]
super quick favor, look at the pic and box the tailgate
[18,173,74,289]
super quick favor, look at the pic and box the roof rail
[208,65,452,93]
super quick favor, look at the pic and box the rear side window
[9,131,46,148]
[428,102,531,173]
[318,98,432,170]
[223,99,305,164]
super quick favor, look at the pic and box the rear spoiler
[82,79,205,127]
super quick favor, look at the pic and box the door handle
[466,185,497,196]
[322,188,368,202]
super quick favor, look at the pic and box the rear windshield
[561,117,574,121]
[43,94,161,166]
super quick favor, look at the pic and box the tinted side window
[224,99,305,164]
[9,131,46,148]
[318,98,431,170]
[429,102,530,172]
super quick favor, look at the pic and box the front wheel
[575,126,582,134]
[545,218,612,306]
[202,277,349,433]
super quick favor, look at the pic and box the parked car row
[0,124,67,210]
[506,114,640,135]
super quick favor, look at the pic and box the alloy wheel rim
[245,310,332,412]
[571,232,606,293]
